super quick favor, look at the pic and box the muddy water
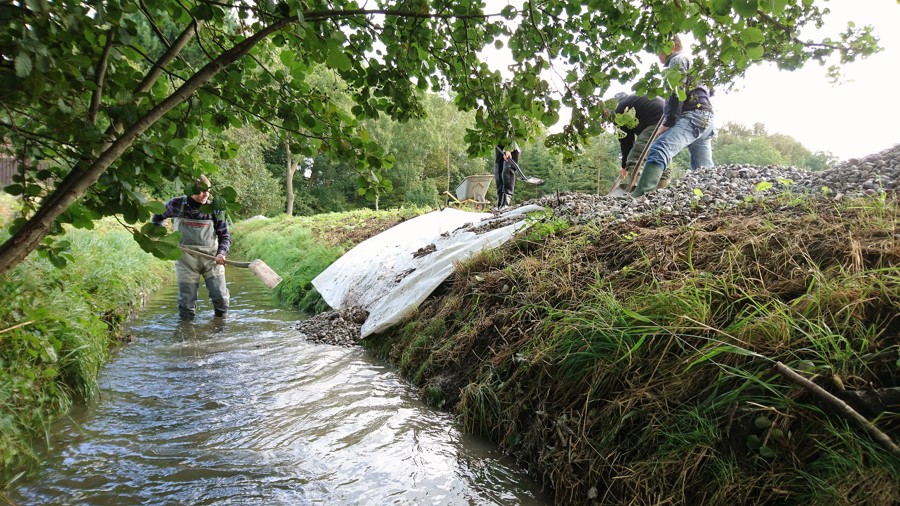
[10,269,550,505]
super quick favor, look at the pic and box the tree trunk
[285,138,296,215]
[0,18,292,276]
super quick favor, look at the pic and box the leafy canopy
[0,0,882,273]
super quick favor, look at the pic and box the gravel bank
[530,143,900,225]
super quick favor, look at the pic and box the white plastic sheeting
[312,205,545,338]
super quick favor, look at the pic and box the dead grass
[365,195,900,505]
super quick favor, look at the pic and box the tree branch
[774,361,900,458]
[88,29,115,125]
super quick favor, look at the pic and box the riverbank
[247,147,900,504]
[367,194,898,504]
[0,200,172,485]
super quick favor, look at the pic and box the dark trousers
[493,161,516,207]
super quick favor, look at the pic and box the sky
[710,1,900,160]
[481,1,900,161]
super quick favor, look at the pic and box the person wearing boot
[494,141,519,209]
[614,92,665,190]
[631,34,714,197]
[151,175,231,319]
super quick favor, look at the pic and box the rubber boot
[630,162,664,197]
[656,178,670,189]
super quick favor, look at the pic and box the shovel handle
[623,114,666,192]
[179,245,251,268]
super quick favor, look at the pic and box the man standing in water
[152,175,230,319]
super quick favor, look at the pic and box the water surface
[10,269,550,505]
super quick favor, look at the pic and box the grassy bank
[0,196,171,486]
[231,207,428,311]
[365,195,900,504]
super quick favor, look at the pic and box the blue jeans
[644,109,714,171]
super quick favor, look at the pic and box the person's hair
[191,175,211,194]
[671,34,683,53]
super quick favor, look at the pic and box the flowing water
[9,269,551,505]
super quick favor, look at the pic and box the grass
[0,196,171,486]
[365,193,900,505]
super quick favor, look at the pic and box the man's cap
[614,92,628,101]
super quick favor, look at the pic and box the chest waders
[174,200,229,318]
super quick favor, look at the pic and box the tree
[0,1,882,274]
[214,127,285,218]
[715,137,787,166]
[711,121,835,170]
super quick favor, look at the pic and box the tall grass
[1,200,171,486]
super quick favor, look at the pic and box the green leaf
[711,0,732,16]
[733,0,758,17]
[15,52,33,77]
[326,43,352,71]
[280,49,295,68]
[763,0,789,13]
[4,183,23,196]
[145,201,166,214]
[620,307,652,323]
[746,44,764,60]
[755,181,773,192]
[741,27,765,44]
[758,446,776,458]
[746,434,762,450]
[685,344,757,371]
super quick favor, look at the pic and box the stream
[8,268,551,505]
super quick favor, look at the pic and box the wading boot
[630,162,664,198]
[497,192,511,209]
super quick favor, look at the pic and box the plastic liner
[313,205,544,338]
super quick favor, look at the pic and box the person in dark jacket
[631,35,714,197]
[494,142,519,209]
[614,93,665,190]
[151,175,230,319]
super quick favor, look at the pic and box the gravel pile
[295,144,899,346]
[292,306,368,347]
[527,143,900,225]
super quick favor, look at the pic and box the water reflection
[10,269,550,505]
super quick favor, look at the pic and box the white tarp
[313,205,544,338]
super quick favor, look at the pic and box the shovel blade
[520,176,544,185]
[607,185,629,197]
[249,259,283,289]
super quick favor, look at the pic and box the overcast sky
[711,1,900,160]
[481,1,900,161]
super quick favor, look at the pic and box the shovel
[179,245,283,289]
[607,115,664,197]
[495,146,544,185]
